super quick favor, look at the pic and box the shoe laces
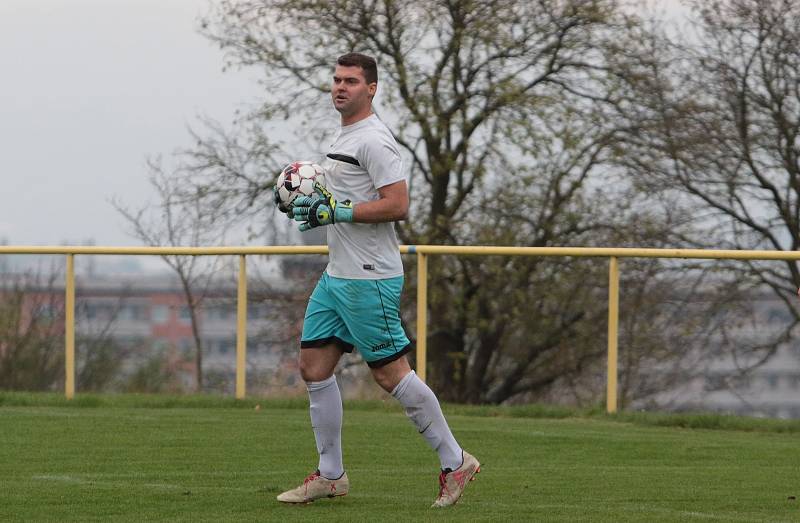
[437,470,450,498]
[303,471,321,485]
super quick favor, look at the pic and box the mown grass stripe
[1,391,798,433]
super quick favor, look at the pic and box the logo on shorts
[371,341,392,352]
[363,264,375,270]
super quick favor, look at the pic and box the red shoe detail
[437,471,451,499]
[302,471,320,496]
[453,469,469,489]
[432,451,480,507]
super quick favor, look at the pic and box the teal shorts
[301,272,411,368]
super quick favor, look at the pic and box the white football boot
[431,451,480,508]
[276,470,349,503]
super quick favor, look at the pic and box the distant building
[641,293,800,419]
[0,272,305,394]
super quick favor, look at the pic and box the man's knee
[299,346,341,383]
[370,356,412,392]
[371,367,394,392]
[299,358,328,382]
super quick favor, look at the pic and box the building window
[766,306,792,324]
[119,304,149,321]
[218,339,235,355]
[766,374,779,390]
[33,303,57,321]
[151,305,169,324]
[153,340,170,354]
[206,305,234,321]
[85,303,113,321]
[247,304,265,318]
[119,336,145,350]
[704,374,725,391]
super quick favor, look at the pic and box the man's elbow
[395,202,409,221]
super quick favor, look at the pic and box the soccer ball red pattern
[275,161,327,207]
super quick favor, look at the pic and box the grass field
[1,393,799,522]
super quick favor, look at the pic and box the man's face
[331,65,376,117]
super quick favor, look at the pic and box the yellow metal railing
[65,254,76,400]
[3,244,800,412]
[607,257,619,413]
[236,254,247,400]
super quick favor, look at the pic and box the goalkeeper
[274,52,479,508]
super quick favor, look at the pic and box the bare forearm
[352,198,408,223]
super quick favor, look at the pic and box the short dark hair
[336,52,378,85]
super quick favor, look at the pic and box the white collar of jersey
[341,113,377,133]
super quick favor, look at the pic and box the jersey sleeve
[360,131,405,189]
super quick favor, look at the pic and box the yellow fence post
[65,254,75,400]
[607,256,620,414]
[416,251,428,382]
[236,255,247,399]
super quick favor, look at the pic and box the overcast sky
[0,0,261,247]
[0,0,693,252]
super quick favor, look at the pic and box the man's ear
[368,82,377,97]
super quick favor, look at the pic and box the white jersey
[320,114,406,279]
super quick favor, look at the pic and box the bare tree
[0,270,64,391]
[179,0,699,404]
[617,0,800,370]
[113,161,227,392]
[74,297,127,392]
[175,118,292,244]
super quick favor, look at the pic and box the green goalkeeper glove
[291,182,354,232]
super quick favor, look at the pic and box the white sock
[307,375,344,479]
[391,370,463,471]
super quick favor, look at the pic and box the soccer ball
[275,161,327,207]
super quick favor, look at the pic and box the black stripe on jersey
[327,153,360,166]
